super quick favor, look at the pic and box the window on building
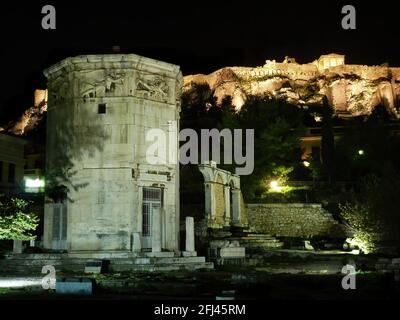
[98,103,106,114]
[8,163,16,183]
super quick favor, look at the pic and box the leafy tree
[180,83,219,131]
[0,195,39,241]
[226,96,305,199]
[321,96,336,186]
[335,105,400,182]
[340,168,400,253]
[180,86,306,201]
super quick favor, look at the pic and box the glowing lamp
[270,180,283,192]
[270,180,279,188]
[314,116,322,122]
[303,161,310,167]
[25,178,45,188]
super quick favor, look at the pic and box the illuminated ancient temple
[43,54,183,256]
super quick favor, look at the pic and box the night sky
[1,1,399,123]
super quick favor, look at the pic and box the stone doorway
[52,203,68,250]
[141,187,162,249]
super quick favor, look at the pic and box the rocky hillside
[3,56,400,137]
[0,90,47,136]
[183,57,400,118]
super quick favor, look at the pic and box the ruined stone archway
[214,174,225,226]
[198,161,247,229]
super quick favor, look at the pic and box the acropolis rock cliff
[184,54,400,117]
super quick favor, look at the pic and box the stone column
[231,189,241,225]
[13,240,23,254]
[152,208,162,253]
[224,185,231,226]
[181,217,197,257]
[132,232,142,253]
[204,182,216,225]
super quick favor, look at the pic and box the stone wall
[246,203,349,239]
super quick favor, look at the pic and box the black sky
[1,1,400,122]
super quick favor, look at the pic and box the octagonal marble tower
[43,54,182,254]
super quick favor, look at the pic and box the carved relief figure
[81,71,125,99]
[136,75,169,101]
[49,80,69,102]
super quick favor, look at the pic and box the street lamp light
[270,180,279,189]
[270,180,283,192]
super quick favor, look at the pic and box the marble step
[0,256,207,267]
[238,240,284,249]
[238,239,282,243]
[243,242,284,248]
[0,259,72,266]
[0,263,84,274]
[110,262,214,272]
[0,256,211,271]
[6,251,176,260]
[245,235,276,239]
[230,234,276,239]
[110,257,206,265]
[0,259,214,274]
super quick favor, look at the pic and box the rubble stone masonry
[246,203,348,239]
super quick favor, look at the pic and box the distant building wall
[0,133,26,194]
